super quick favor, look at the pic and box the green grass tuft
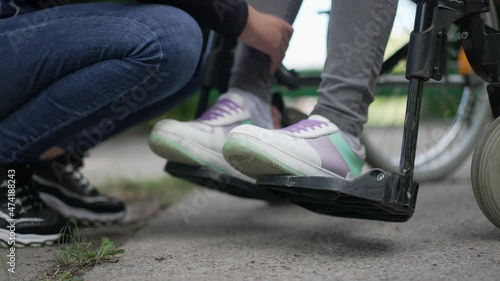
[41,222,125,281]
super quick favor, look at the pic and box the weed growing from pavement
[36,177,193,280]
[41,222,125,281]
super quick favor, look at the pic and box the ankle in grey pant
[229,0,398,138]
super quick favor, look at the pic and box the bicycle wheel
[362,6,498,182]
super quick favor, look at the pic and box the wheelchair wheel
[471,117,500,229]
[362,6,498,182]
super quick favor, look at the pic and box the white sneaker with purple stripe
[223,115,365,179]
[149,93,255,183]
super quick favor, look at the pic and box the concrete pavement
[0,130,166,281]
[86,156,500,281]
[2,131,500,281]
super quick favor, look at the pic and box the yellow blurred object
[458,47,473,76]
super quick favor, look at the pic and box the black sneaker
[0,164,69,247]
[32,155,126,225]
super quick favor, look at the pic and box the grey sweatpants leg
[230,0,397,138]
[228,0,303,103]
[312,0,398,138]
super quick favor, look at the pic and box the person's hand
[238,6,293,72]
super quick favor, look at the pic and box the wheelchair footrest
[164,162,283,202]
[257,169,419,222]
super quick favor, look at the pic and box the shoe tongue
[308,114,331,123]
[197,93,248,124]
[279,114,339,137]
[54,153,84,168]
[218,93,245,107]
[15,179,45,213]
[34,157,98,196]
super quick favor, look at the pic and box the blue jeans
[0,3,203,163]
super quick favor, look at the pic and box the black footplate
[164,162,283,202]
[257,169,419,222]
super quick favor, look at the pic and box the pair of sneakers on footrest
[149,92,365,188]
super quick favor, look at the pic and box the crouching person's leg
[0,2,202,245]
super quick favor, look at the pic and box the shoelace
[197,98,244,122]
[3,179,45,216]
[281,119,328,134]
[26,182,45,210]
[1,165,45,216]
[63,164,94,194]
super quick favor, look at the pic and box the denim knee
[124,4,203,96]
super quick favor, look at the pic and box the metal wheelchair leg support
[401,0,465,192]
[247,0,469,223]
[253,0,467,222]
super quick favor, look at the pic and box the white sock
[228,88,273,129]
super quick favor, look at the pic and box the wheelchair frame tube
[400,79,424,179]
[399,0,434,182]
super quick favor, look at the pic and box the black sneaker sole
[40,193,126,225]
[0,229,61,248]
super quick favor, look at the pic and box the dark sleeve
[140,0,249,38]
